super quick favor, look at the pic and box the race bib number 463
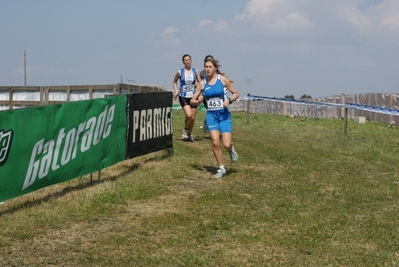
[207,97,224,111]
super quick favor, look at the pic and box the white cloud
[159,26,181,45]
[235,0,314,34]
[199,19,228,32]
[373,1,399,33]
[381,14,399,30]
[214,19,228,31]
[339,0,399,42]
[233,0,399,43]
[199,20,212,27]
[235,0,278,21]
[162,26,179,35]
[270,12,314,32]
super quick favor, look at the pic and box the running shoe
[214,167,227,178]
[187,135,195,142]
[229,146,238,162]
[182,129,189,139]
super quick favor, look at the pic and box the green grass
[1,110,399,266]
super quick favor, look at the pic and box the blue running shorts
[206,110,232,133]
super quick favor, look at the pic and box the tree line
[284,94,312,100]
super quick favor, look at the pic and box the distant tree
[300,94,312,100]
[284,95,295,100]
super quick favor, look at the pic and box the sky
[0,0,398,99]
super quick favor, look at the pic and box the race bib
[182,84,195,92]
[207,97,224,111]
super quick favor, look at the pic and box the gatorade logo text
[23,104,115,190]
[0,129,13,167]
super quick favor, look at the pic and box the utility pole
[24,50,27,86]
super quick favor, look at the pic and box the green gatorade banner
[0,95,127,202]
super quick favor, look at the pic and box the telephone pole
[24,50,27,86]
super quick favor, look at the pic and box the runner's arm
[172,70,181,99]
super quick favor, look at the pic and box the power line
[0,66,22,73]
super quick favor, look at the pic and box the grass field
[0,110,398,267]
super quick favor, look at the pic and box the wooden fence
[229,93,399,125]
[0,83,167,110]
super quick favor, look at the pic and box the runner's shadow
[176,136,208,142]
[191,164,237,176]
